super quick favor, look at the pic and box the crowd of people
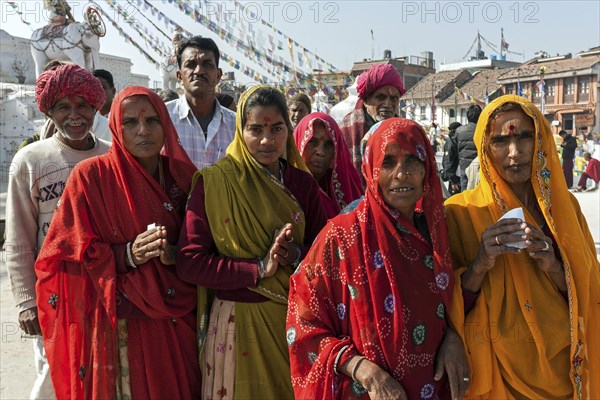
[5,34,599,400]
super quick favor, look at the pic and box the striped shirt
[166,96,236,169]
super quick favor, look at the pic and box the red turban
[356,64,406,100]
[35,64,105,113]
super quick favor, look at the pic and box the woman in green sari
[177,85,328,399]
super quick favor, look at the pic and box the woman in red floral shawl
[294,112,364,217]
[287,118,469,400]
[35,86,201,399]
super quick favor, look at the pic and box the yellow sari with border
[445,95,599,399]
[194,85,309,399]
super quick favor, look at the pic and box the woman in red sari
[294,112,364,217]
[35,86,201,399]
[287,118,469,400]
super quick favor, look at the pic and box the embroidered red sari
[35,86,200,399]
[287,118,454,399]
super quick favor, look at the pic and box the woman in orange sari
[445,95,599,399]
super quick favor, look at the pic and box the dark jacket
[561,135,577,160]
[456,122,478,171]
[442,134,459,182]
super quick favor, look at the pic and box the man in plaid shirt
[166,36,235,169]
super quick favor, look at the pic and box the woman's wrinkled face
[486,109,535,188]
[378,142,425,217]
[243,105,288,171]
[121,96,165,164]
[302,120,335,180]
[289,101,309,128]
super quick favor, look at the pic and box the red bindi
[508,124,516,136]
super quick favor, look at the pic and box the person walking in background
[559,129,577,188]
[573,152,600,192]
[442,121,462,195]
[454,104,482,191]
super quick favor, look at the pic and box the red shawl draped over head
[287,118,454,399]
[339,98,373,173]
[35,86,199,399]
[294,112,364,215]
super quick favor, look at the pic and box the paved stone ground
[0,189,598,399]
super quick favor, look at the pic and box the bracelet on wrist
[291,243,302,268]
[126,242,137,268]
[257,257,266,279]
[351,356,367,382]
[333,345,349,375]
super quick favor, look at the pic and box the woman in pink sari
[294,112,364,217]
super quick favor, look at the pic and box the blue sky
[1,0,599,85]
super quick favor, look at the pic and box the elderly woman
[294,112,364,217]
[287,118,469,400]
[177,85,327,399]
[445,95,599,399]
[35,87,201,398]
[288,92,311,128]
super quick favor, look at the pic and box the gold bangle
[351,356,367,382]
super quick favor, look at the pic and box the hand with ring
[434,327,470,399]
[462,218,528,293]
[523,224,564,279]
[271,223,298,267]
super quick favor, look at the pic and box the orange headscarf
[445,95,599,399]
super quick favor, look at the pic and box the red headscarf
[294,112,364,214]
[288,118,454,399]
[35,86,199,399]
[35,64,105,113]
[356,63,406,100]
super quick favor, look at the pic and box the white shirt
[166,96,236,169]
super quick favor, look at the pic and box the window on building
[579,77,589,94]
[564,78,575,95]
[546,81,555,97]
[419,104,427,121]
[506,85,514,94]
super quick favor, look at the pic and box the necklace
[158,158,165,191]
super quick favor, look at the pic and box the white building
[0,29,150,89]
[0,28,151,224]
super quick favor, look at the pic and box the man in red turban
[340,63,405,174]
[6,63,110,399]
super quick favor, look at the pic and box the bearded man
[340,64,405,174]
